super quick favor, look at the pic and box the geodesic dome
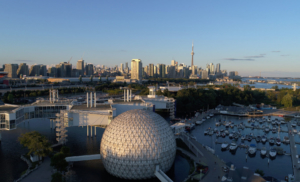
[100,109,176,179]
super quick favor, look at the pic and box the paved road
[288,122,300,181]
[22,157,53,182]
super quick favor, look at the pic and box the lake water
[2,114,298,181]
[0,118,189,182]
[242,78,300,82]
[191,115,297,180]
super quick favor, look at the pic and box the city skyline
[1,1,300,77]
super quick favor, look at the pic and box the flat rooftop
[0,106,19,112]
[111,100,143,104]
[30,100,72,106]
[71,104,111,111]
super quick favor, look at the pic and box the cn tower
[191,42,194,66]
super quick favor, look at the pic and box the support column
[87,125,89,137]
[130,89,132,102]
[124,90,126,102]
[94,92,96,107]
[95,126,97,136]
[0,131,2,143]
[53,90,56,103]
[90,125,93,137]
[90,92,93,108]
[49,90,52,103]
[127,89,129,102]
[57,90,59,101]
[87,92,89,107]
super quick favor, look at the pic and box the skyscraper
[48,67,57,77]
[86,64,94,76]
[120,63,124,72]
[17,63,29,78]
[171,60,176,66]
[39,65,47,76]
[191,42,194,66]
[4,64,18,78]
[77,60,84,76]
[131,59,142,81]
[149,64,154,77]
[29,65,41,76]
[216,63,220,73]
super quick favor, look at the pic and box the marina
[182,113,300,180]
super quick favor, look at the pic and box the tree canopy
[51,146,71,172]
[18,131,53,158]
[281,93,293,108]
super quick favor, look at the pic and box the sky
[1,0,300,77]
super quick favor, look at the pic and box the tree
[243,85,251,91]
[255,169,265,177]
[8,93,14,103]
[79,75,82,83]
[90,75,93,83]
[18,131,53,160]
[51,153,69,172]
[51,146,71,172]
[281,93,293,108]
[51,172,63,182]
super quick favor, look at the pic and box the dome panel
[100,109,176,179]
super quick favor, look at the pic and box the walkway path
[22,157,53,182]
[288,122,300,182]
[178,134,226,182]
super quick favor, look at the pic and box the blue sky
[1,0,300,77]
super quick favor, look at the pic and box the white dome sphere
[100,109,176,179]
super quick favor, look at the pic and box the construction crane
[68,56,72,64]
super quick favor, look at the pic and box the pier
[176,133,226,182]
[288,122,300,181]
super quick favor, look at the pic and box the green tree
[18,131,53,160]
[51,172,63,182]
[79,75,82,83]
[50,146,71,172]
[243,85,251,91]
[8,93,14,103]
[281,93,293,107]
[90,75,93,83]
[271,85,279,91]
[51,153,68,172]
[255,169,265,177]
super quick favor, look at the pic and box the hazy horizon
[1,1,299,77]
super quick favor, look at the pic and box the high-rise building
[149,64,154,77]
[168,66,176,78]
[76,60,84,76]
[144,66,149,77]
[4,64,18,78]
[154,66,157,78]
[216,63,220,73]
[120,63,124,72]
[158,64,166,78]
[201,70,208,79]
[171,60,176,66]
[39,65,47,76]
[48,67,57,77]
[86,64,94,76]
[131,59,142,81]
[125,62,128,69]
[191,42,194,66]
[17,63,29,78]
[29,65,41,76]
